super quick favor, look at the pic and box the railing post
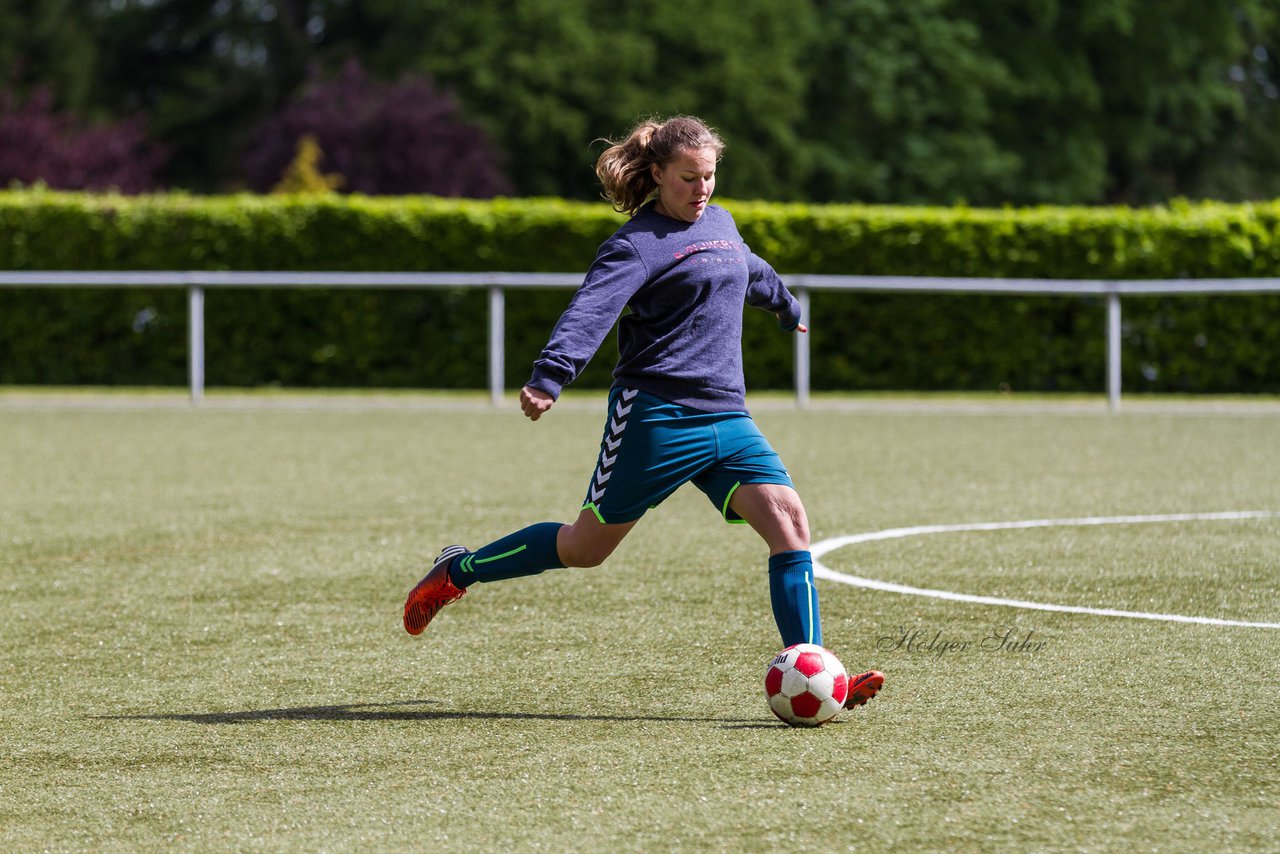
[1107,288,1121,412]
[795,286,811,409]
[188,284,205,405]
[488,284,505,407]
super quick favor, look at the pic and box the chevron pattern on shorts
[588,388,639,504]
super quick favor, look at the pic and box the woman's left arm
[744,251,806,332]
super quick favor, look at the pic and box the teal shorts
[581,387,794,525]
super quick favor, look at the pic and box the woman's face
[651,146,717,222]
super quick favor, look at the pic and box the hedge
[1,189,1278,393]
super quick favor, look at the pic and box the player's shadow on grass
[96,700,766,727]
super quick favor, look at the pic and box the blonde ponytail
[594,116,725,216]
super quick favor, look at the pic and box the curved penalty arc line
[811,511,1280,628]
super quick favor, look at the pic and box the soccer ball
[764,643,849,727]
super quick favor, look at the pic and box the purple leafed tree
[0,87,167,193]
[243,60,511,197]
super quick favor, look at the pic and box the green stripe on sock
[454,522,566,588]
[474,544,527,564]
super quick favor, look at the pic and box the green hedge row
[2,190,1278,393]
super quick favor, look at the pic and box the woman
[403,115,882,710]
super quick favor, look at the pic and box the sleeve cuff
[776,299,802,331]
[525,373,564,400]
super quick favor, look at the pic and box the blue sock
[769,550,823,647]
[448,522,566,589]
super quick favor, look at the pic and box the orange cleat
[403,545,469,635]
[844,670,884,709]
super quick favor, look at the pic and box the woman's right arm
[525,237,647,403]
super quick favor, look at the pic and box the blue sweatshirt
[527,202,802,413]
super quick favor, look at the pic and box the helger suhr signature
[877,625,1049,659]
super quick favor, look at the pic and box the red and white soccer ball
[764,643,849,727]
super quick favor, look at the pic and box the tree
[1176,2,1280,200]
[271,134,343,194]
[90,0,333,191]
[340,0,813,200]
[801,0,1018,204]
[242,60,510,197]
[8,0,1280,204]
[0,0,99,109]
[0,87,167,192]
[952,0,1278,204]
[800,0,1280,205]
[1074,0,1265,202]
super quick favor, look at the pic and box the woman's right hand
[520,385,556,421]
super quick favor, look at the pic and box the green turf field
[2,392,1277,852]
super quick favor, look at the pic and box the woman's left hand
[778,313,808,333]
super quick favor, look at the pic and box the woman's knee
[772,491,810,549]
[559,535,612,568]
[556,512,635,567]
[732,483,810,551]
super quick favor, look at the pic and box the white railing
[1,271,1276,410]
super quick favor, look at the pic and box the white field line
[812,511,1280,628]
